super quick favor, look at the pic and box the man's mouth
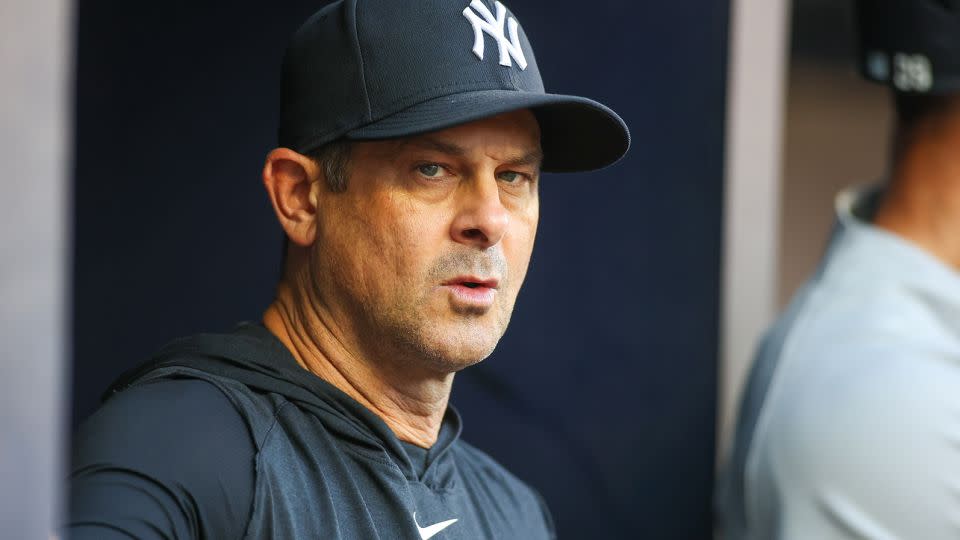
[440,276,500,308]
[442,277,499,289]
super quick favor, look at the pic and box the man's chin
[428,341,499,372]
[414,323,503,372]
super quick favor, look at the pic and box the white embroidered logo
[462,0,528,70]
[413,513,459,540]
[893,52,933,92]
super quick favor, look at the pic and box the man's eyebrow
[504,149,545,168]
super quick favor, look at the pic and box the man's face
[311,109,541,373]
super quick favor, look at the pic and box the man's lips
[440,276,499,308]
[441,276,500,290]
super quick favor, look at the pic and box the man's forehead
[390,111,542,158]
[398,134,542,161]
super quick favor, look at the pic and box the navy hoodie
[68,323,555,539]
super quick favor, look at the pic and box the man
[718,1,960,538]
[67,0,628,538]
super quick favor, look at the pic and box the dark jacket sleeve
[66,378,256,540]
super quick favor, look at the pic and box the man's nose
[450,178,509,249]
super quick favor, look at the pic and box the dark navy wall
[73,2,727,538]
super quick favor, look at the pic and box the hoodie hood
[106,322,463,480]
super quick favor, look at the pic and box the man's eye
[498,171,524,183]
[417,164,444,177]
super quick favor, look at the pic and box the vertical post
[0,0,71,536]
[719,0,790,463]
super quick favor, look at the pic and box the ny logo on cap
[462,0,528,70]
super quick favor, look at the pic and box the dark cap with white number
[857,0,960,94]
[278,0,630,172]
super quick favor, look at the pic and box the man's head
[264,0,628,373]
[266,110,541,372]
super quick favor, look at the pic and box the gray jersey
[719,186,960,540]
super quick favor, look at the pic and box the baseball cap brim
[344,90,630,173]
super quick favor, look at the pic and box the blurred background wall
[719,0,789,464]
[1,0,70,538]
[70,1,727,539]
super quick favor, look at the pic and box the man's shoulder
[75,376,258,473]
[760,265,960,426]
[740,271,960,538]
[775,222,958,356]
[771,272,954,369]
[755,266,960,474]
[70,377,258,540]
[752,331,960,537]
[760,260,948,378]
[104,336,298,449]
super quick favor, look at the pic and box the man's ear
[262,148,323,247]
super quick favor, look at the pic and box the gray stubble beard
[375,246,514,374]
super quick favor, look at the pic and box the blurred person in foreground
[718,1,960,538]
[65,0,629,538]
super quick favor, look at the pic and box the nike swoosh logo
[413,512,458,540]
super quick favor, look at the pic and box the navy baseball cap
[857,0,960,94]
[278,0,630,172]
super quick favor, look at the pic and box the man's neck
[874,107,960,270]
[262,282,453,448]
